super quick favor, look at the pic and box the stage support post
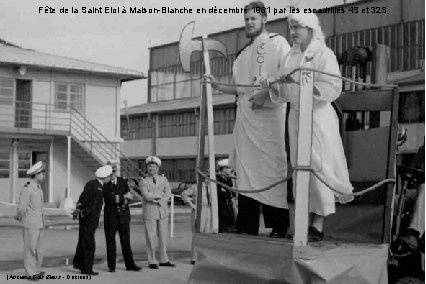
[293,68,314,247]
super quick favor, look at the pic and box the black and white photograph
[0,0,424,283]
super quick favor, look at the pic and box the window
[399,91,425,123]
[54,83,84,112]
[0,78,14,106]
[214,108,236,135]
[18,152,31,178]
[159,112,196,137]
[0,151,9,178]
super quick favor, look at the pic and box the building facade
[0,39,143,204]
[121,0,425,185]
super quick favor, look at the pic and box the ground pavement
[0,206,194,284]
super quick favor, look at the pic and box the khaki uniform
[181,182,213,262]
[17,180,44,276]
[140,175,171,264]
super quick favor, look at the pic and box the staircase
[69,107,144,178]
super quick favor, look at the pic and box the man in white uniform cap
[17,161,46,281]
[140,156,175,269]
[216,159,236,232]
[73,165,112,275]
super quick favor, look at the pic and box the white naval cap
[26,161,45,175]
[146,156,161,167]
[95,165,113,178]
[217,159,229,168]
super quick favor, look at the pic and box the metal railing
[0,101,143,178]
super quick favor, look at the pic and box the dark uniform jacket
[103,177,131,225]
[77,179,104,227]
[216,174,234,205]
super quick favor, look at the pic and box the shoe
[149,264,159,269]
[308,226,324,242]
[73,265,81,270]
[39,272,45,276]
[159,261,176,267]
[108,268,115,273]
[225,227,239,233]
[81,271,99,276]
[126,266,142,271]
[190,260,196,265]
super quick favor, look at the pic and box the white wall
[85,85,118,140]
[121,139,152,158]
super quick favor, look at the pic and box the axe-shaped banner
[179,21,227,233]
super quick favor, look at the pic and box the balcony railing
[0,101,143,178]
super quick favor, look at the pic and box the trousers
[144,218,169,264]
[23,228,43,276]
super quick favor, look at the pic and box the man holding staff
[206,0,290,237]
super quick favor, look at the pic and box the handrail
[69,106,144,177]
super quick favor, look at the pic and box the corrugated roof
[0,41,144,81]
[121,94,235,115]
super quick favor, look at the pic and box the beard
[245,23,265,39]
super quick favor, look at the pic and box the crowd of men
[16,156,174,279]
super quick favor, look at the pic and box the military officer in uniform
[103,161,141,272]
[17,161,46,280]
[72,165,112,276]
[139,156,175,269]
[216,159,236,233]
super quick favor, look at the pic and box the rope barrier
[201,67,398,89]
[197,166,395,197]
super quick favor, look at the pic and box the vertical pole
[293,68,314,247]
[10,139,18,204]
[202,35,219,233]
[170,194,174,238]
[195,87,207,233]
[67,135,71,199]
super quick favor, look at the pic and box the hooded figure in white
[259,12,353,240]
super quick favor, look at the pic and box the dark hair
[244,1,267,17]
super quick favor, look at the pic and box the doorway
[32,152,49,202]
[15,80,32,128]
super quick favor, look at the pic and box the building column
[49,139,54,203]
[67,135,71,198]
[9,139,18,204]
[151,114,157,156]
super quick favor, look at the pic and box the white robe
[270,39,353,216]
[230,32,290,209]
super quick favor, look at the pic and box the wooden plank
[196,88,206,233]
[382,88,399,243]
[202,35,219,233]
[335,89,393,112]
[293,69,314,247]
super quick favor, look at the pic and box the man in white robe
[207,1,290,237]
